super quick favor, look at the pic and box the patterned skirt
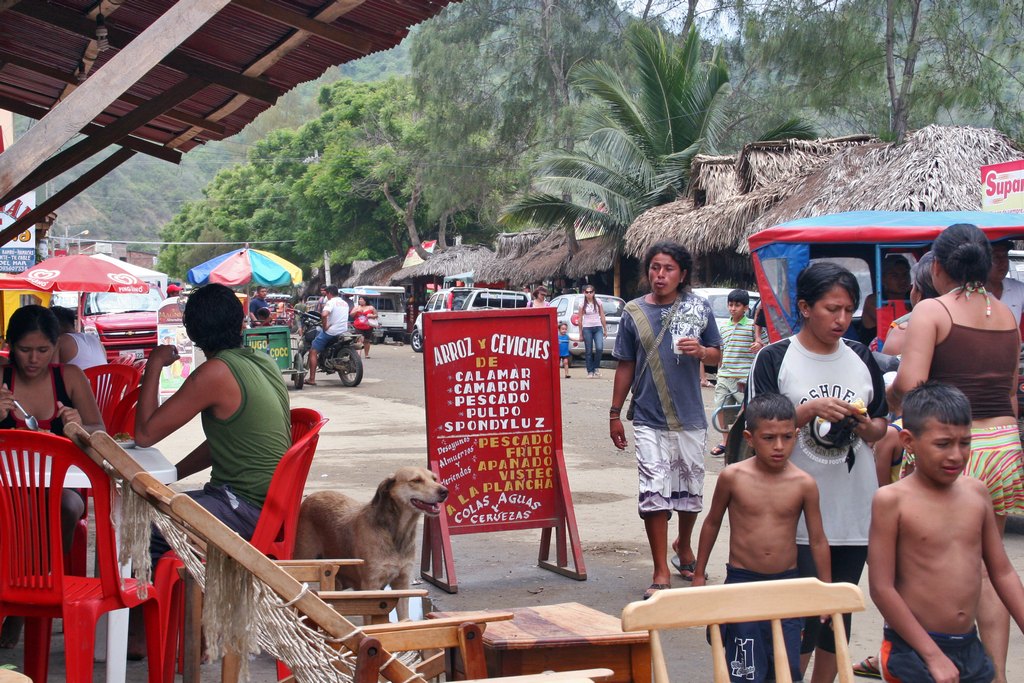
[966,425,1024,515]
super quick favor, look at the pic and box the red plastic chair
[109,387,141,437]
[156,408,328,681]
[84,364,142,429]
[0,432,164,683]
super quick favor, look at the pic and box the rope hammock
[78,426,426,683]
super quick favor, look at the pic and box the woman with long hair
[894,224,1024,683]
[0,305,103,435]
[748,262,889,683]
[577,286,607,378]
[0,305,103,648]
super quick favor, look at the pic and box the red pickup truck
[53,290,164,362]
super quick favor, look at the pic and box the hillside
[29,41,411,246]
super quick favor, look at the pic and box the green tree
[721,0,1024,142]
[159,76,504,276]
[501,24,816,245]
[408,0,626,251]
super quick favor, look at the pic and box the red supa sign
[420,307,586,592]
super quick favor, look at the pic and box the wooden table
[430,603,650,683]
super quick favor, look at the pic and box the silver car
[551,293,626,360]
[690,287,760,332]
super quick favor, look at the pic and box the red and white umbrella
[17,255,149,293]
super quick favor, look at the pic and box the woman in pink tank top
[894,222,1024,682]
[578,287,607,378]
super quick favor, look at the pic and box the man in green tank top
[130,283,290,657]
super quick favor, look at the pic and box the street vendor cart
[243,324,305,389]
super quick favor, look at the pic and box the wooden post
[0,0,233,200]
[0,147,135,248]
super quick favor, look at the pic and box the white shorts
[634,424,706,517]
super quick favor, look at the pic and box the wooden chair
[621,579,865,683]
[461,674,612,683]
[65,424,611,683]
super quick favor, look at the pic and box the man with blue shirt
[610,242,722,599]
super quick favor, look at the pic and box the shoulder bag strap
[624,297,683,430]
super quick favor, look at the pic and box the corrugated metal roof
[0,0,457,153]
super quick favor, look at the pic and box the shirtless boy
[694,393,831,683]
[869,381,1024,683]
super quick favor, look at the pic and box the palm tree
[501,23,817,259]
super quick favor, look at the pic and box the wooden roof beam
[0,51,227,137]
[11,1,283,103]
[231,0,372,54]
[0,147,136,249]
[0,0,236,203]
[0,76,203,205]
[57,1,135,102]
[0,94,182,164]
[166,0,370,148]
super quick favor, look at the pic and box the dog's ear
[371,476,396,506]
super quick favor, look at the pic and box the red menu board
[420,307,585,592]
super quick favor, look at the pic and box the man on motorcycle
[308,285,349,385]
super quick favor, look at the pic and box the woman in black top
[0,305,103,648]
[0,305,102,436]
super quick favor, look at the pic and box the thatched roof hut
[626,134,876,259]
[736,135,873,192]
[343,255,403,287]
[388,245,496,284]
[484,231,565,285]
[565,234,618,278]
[737,125,1024,250]
[482,230,617,285]
[629,126,1024,260]
[690,155,740,206]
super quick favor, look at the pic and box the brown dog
[294,466,448,619]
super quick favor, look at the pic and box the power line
[70,238,298,246]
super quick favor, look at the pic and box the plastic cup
[672,333,684,355]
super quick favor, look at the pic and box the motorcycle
[297,310,364,387]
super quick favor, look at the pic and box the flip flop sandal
[643,583,670,600]
[853,656,882,679]
[670,555,707,582]
[710,443,727,456]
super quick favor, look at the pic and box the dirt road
[5,341,1022,680]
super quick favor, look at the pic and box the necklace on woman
[950,281,992,316]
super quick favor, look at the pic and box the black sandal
[710,443,727,456]
[671,555,708,582]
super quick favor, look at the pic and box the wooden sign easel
[420,307,586,593]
